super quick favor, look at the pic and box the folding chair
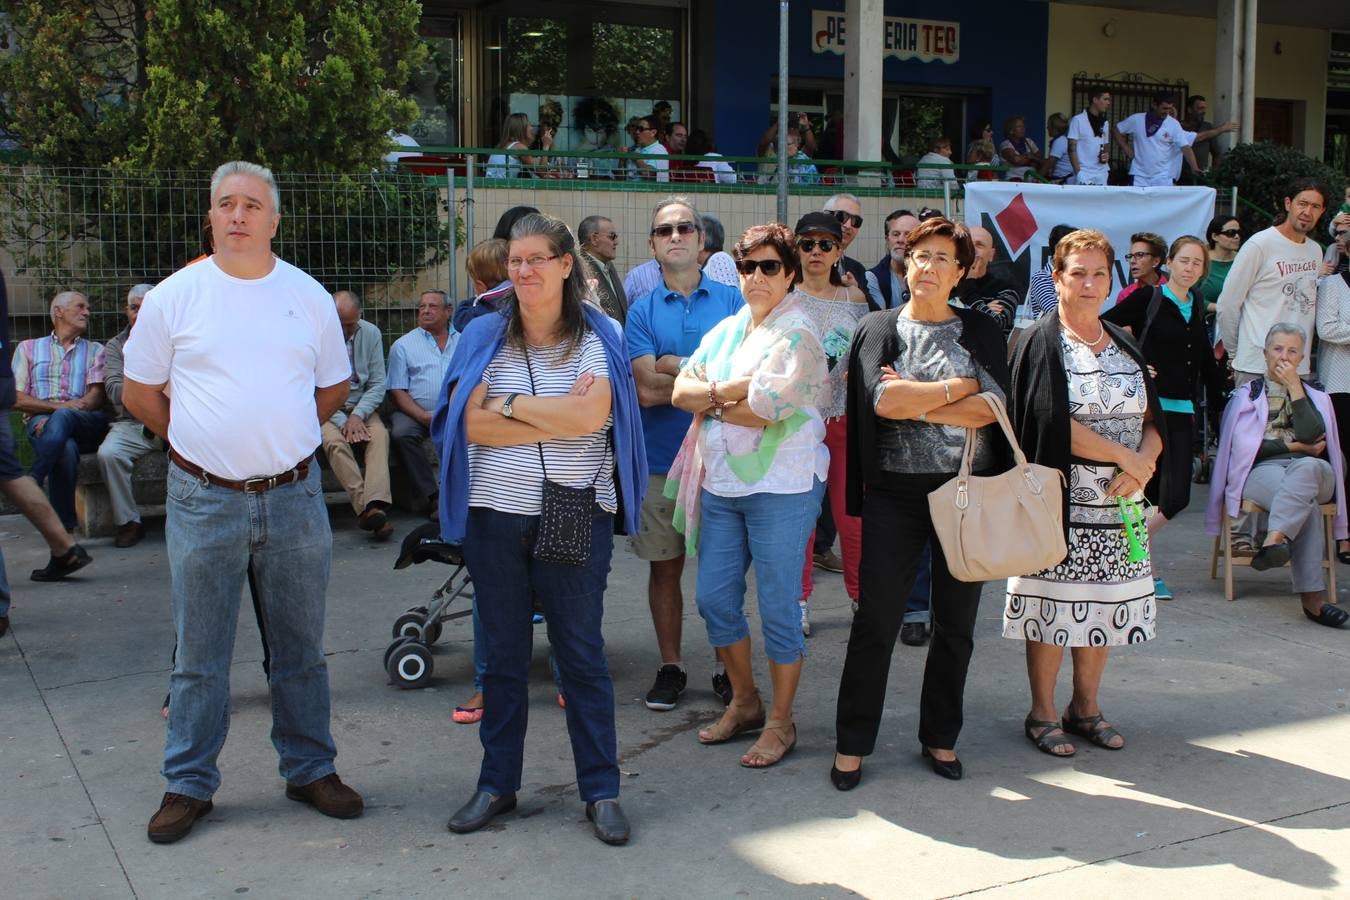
[1210,499,1337,602]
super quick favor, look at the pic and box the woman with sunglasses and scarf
[792,212,869,631]
[666,223,829,769]
[831,216,1011,789]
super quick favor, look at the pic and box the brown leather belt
[171,450,311,493]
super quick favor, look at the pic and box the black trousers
[1330,393,1350,513]
[835,473,983,754]
[1146,410,1194,520]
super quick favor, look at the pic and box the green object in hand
[1118,497,1149,564]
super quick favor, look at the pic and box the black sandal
[1062,707,1124,750]
[1304,603,1350,629]
[1024,716,1076,757]
[1337,542,1350,565]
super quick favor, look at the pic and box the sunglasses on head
[651,221,697,238]
[828,209,864,229]
[1217,228,1241,237]
[736,259,786,277]
[797,239,837,253]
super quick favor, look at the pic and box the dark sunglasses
[797,239,837,253]
[829,209,864,229]
[1217,228,1241,238]
[650,221,698,238]
[736,259,787,277]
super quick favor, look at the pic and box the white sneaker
[799,600,811,637]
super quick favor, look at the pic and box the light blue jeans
[695,479,824,664]
[161,461,337,801]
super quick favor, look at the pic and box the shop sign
[811,9,959,64]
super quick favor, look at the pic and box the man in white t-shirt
[1067,89,1112,185]
[1217,178,1330,381]
[124,161,363,844]
[631,116,669,182]
[1115,93,1239,187]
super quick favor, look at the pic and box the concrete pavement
[2,485,1348,899]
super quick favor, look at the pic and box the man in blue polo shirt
[626,198,743,712]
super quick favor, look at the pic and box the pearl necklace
[1062,318,1105,346]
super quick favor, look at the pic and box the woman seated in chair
[1205,322,1349,629]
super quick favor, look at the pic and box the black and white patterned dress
[1003,332,1157,646]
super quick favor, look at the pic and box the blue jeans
[462,506,618,802]
[471,596,564,695]
[695,480,824,664]
[903,541,932,625]
[161,462,337,801]
[27,408,109,529]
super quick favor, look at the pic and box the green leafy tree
[1207,142,1347,236]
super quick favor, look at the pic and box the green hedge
[1207,143,1347,236]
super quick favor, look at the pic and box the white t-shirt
[1116,113,1195,185]
[1216,226,1324,375]
[1047,135,1073,180]
[124,256,350,479]
[915,152,956,189]
[1067,111,1109,185]
[697,153,737,184]
[638,142,670,182]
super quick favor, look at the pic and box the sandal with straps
[697,690,765,745]
[740,719,797,768]
[1305,603,1350,629]
[1062,706,1125,750]
[1024,716,1076,757]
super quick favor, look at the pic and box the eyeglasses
[506,254,559,271]
[828,210,864,229]
[651,221,698,238]
[736,259,786,277]
[797,239,837,253]
[1124,251,1157,261]
[1217,228,1241,238]
[908,251,958,269]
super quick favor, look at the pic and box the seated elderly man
[97,284,160,547]
[1206,322,1349,629]
[387,289,458,517]
[12,290,110,536]
[324,291,393,540]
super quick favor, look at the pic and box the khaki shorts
[628,474,685,561]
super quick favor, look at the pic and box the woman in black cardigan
[831,216,1011,790]
[1006,229,1167,758]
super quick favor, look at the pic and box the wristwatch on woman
[502,393,520,418]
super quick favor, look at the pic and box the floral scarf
[664,291,828,555]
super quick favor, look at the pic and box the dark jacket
[844,305,1013,517]
[1009,310,1169,546]
[952,270,1019,335]
[867,256,906,310]
[1101,284,1223,423]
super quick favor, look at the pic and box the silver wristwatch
[502,393,520,418]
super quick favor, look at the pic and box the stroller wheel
[1194,456,1212,485]
[424,619,444,645]
[392,611,429,641]
[383,636,418,669]
[387,642,434,689]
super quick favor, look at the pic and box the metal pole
[1240,0,1257,145]
[447,167,457,300]
[465,154,476,252]
[942,179,952,219]
[776,1,790,224]
[1231,185,1238,217]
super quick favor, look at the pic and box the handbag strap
[523,342,609,488]
[956,392,1034,478]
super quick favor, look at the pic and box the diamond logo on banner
[994,194,1038,256]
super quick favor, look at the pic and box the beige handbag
[927,393,1067,582]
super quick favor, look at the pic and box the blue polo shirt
[626,272,744,472]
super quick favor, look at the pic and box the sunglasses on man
[651,221,698,238]
[828,209,863,229]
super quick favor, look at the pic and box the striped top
[387,326,460,411]
[467,330,616,516]
[12,333,105,413]
[1027,265,1058,318]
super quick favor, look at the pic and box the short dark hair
[701,215,725,253]
[731,223,802,287]
[493,206,540,241]
[1205,214,1240,248]
[905,216,975,271]
[577,215,611,245]
[1129,231,1168,260]
[1283,177,1331,210]
[1152,91,1177,107]
[1048,224,1078,254]
[927,134,952,153]
[1186,94,1206,109]
[1088,87,1110,102]
[884,209,916,230]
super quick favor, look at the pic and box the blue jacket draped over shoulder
[432,304,648,544]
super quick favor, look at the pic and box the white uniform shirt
[1067,111,1109,185]
[124,256,350,480]
[1116,113,1195,186]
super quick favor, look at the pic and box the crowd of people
[3,159,1349,851]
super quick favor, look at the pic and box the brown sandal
[740,719,796,768]
[697,690,765,744]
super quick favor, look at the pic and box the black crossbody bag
[525,348,607,566]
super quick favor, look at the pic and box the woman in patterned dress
[1006,229,1167,757]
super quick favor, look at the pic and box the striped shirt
[387,327,460,411]
[12,333,105,413]
[467,331,616,516]
[1027,265,1058,318]
[622,254,740,308]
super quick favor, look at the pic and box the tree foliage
[1207,142,1347,235]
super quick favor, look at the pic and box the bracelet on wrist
[942,380,952,404]
[708,380,723,411]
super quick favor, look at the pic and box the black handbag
[525,348,607,566]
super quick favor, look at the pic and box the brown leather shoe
[114,521,146,548]
[147,792,213,844]
[285,773,364,819]
[0,614,9,638]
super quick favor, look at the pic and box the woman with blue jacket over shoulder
[432,213,647,845]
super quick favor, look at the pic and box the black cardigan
[1101,285,1223,422]
[845,306,1013,517]
[1009,310,1170,544]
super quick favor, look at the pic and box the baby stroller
[383,523,474,689]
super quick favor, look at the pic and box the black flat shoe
[585,799,630,845]
[830,762,862,791]
[30,544,92,582]
[1250,538,1292,572]
[900,622,929,647]
[921,746,963,781]
[1304,603,1350,629]
[447,791,516,833]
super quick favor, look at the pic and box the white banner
[964,183,1217,307]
